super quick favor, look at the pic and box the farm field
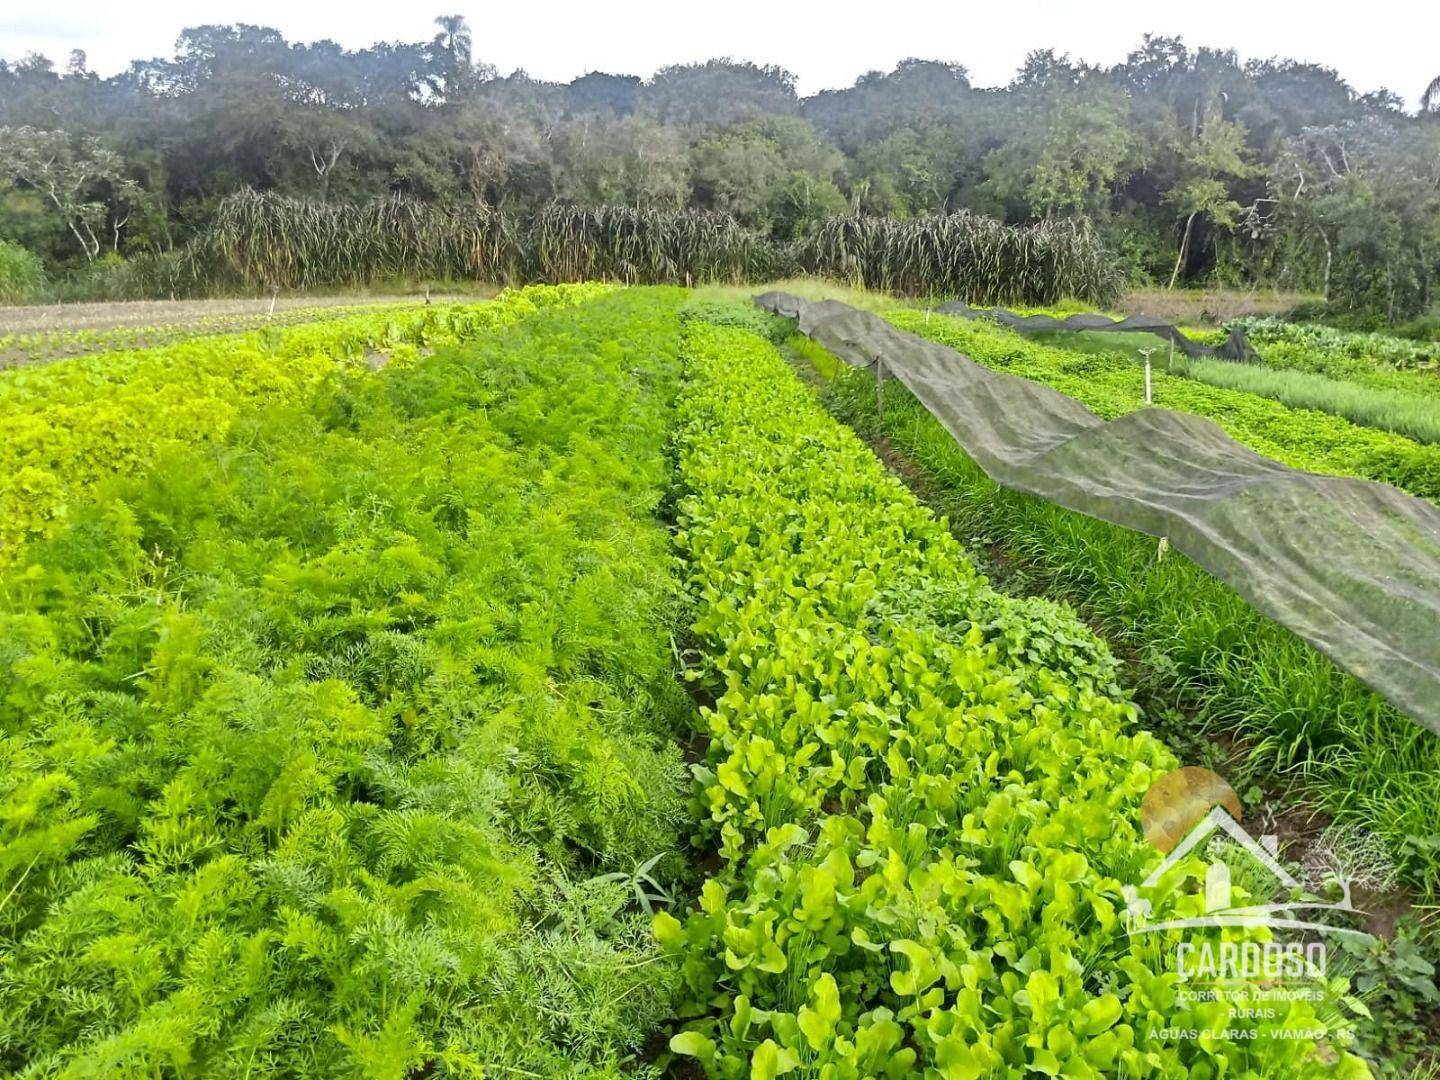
[819,349,1440,893]
[1007,323,1440,445]
[773,293,1440,885]
[0,293,495,368]
[0,284,1435,1076]
[0,285,605,561]
[884,310,1440,502]
[0,287,691,1075]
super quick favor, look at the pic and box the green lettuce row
[657,319,1367,1078]
[0,283,612,563]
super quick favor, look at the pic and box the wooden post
[875,354,885,426]
[1168,337,1175,373]
[1145,355,1153,405]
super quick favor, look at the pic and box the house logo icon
[1121,767,1371,941]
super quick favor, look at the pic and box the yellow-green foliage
[0,283,611,562]
[0,301,447,367]
[658,315,1366,1077]
[0,287,687,1075]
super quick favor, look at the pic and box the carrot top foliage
[0,284,608,564]
[0,289,692,1076]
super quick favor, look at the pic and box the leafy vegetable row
[819,359,1440,907]
[0,283,611,563]
[886,310,1440,502]
[0,300,447,369]
[0,289,688,1077]
[658,315,1365,1077]
[1223,317,1440,383]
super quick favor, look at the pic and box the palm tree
[1423,75,1440,113]
[428,15,475,102]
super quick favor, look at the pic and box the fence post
[875,354,886,426]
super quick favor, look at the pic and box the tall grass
[531,203,776,285]
[1186,357,1440,444]
[186,193,1121,304]
[793,212,1123,306]
[0,240,45,303]
[203,190,518,288]
[199,192,775,291]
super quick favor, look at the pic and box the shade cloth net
[756,291,1440,732]
[934,301,1259,362]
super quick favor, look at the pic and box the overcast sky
[3,1,1435,110]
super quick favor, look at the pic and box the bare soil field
[1117,286,1316,325]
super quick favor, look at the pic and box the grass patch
[1185,357,1440,444]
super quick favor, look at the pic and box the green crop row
[1224,318,1440,381]
[887,311,1440,503]
[1006,314,1440,444]
[821,359,1440,898]
[0,284,610,563]
[1180,357,1440,445]
[657,316,1365,1078]
[0,301,456,370]
[0,288,693,1076]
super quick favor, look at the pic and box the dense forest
[2,16,1438,318]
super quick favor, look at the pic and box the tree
[1268,117,1440,318]
[1165,114,1253,287]
[427,15,482,103]
[804,59,971,150]
[552,117,688,208]
[689,116,845,235]
[0,126,140,262]
[642,60,798,128]
[274,108,379,199]
[1424,76,1440,114]
[982,53,1132,220]
[565,72,642,118]
[850,126,961,216]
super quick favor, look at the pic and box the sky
[3,0,1435,110]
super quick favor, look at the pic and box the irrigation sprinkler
[1138,346,1156,405]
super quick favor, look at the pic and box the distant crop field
[0,290,496,367]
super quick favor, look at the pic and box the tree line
[2,17,1438,319]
